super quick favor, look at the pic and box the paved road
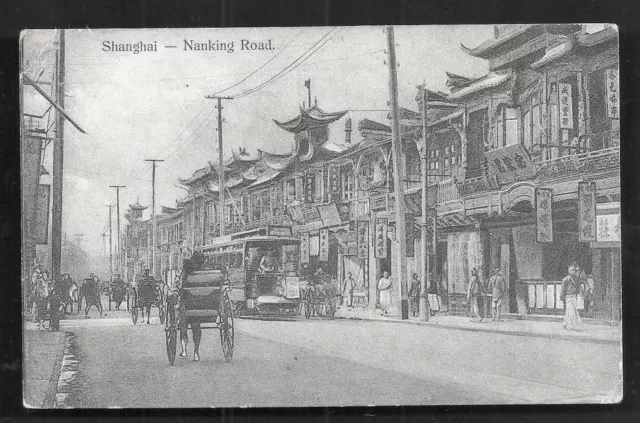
[58,308,622,407]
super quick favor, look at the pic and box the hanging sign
[374,218,388,258]
[535,188,554,243]
[304,172,316,203]
[319,228,329,261]
[35,184,51,245]
[317,203,342,226]
[578,182,597,242]
[405,213,415,257]
[485,144,536,186]
[309,235,320,256]
[606,68,620,119]
[300,233,310,263]
[328,163,341,202]
[425,209,437,255]
[357,220,369,259]
[596,213,621,242]
[559,82,574,129]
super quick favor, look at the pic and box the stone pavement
[23,324,66,409]
[334,307,621,345]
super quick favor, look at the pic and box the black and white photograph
[20,24,622,408]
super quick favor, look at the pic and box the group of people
[30,264,58,331]
[466,262,594,330]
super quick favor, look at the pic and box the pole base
[400,299,409,320]
[418,297,430,321]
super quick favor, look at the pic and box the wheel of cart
[130,288,139,325]
[219,289,234,363]
[165,291,178,365]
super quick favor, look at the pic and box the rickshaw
[164,268,235,365]
[129,275,166,325]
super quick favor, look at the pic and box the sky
[22,25,496,257]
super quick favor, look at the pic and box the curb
[336,315,620,346]
[42,332,67,408]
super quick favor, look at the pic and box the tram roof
[201,235,300,250]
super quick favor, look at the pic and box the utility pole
[48,28,66,332]
[51,28,65,286]
[107,204,113,278]
[419,87,431,321]
[204,95,232,238]
[144,159,163,276]
[109,185,126,274]
[386,26,409,320]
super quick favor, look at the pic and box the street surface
[57,306,622,407]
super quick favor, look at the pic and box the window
[444,157,450,167]
[207,202,217,233]
[495,106,520,148]
[341,165,355,201]
[435,149,441,157]
[250,189,272,221]
[451,144,456,153]
[435,161,440,170]
[445,146,450,155]
[284,178,296,203]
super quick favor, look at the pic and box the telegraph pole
[107,204,113,278]
[144,159,163,276]
[109,185,126,273]
[419,87,431,321]
[386,26,409,320]
[51,28,66,287]
[204,95,233,237]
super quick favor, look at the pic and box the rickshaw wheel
[219,290,234,363]
[131,290,139,325]
[165,327,177,365]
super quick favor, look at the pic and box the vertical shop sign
[578,182,597,242]
[357,220,369,259]
[304,172,315,203]
[319,229,329,262]
[535,188,554,243]
[606,68,620,119]
[425,209,437,255]
[328,163,341,202]
[300,232,310,263]
[559,82,574,129]
[405,213,415,257]
[35,184,51,245]
[374,218,388,258]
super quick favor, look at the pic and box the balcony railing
[437,178,461,204]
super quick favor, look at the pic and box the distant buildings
[123,24,620,322]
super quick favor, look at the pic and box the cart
[129,277,166,325]
[164,269,234,365]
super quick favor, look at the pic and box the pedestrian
[49,275,63,332]
[488,266,506,321]
[30,264,43,323]
[377,270,392,316]
[35,270,50,330]
[342,272,355,310]
[560,262,582,330]
[409,273,421,317]
[467,268,482,322]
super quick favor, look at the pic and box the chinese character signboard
[357,220,369,259]
[597,213,621,242]
[606,68,619,119]
[319,229,329,261]
[559,82,574,129]
[535,188,553,243]
[405,213,415,257]
[425,209,437,255]
[35,184,51,245]
[328,163,341,202]
[304,172,315,203]
[300,232,310,263]
[485,144,536,186]
[374,218,388,258]
[317,203,342,226]
[578,182,597,242]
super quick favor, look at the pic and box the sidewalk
[334,307,621,345]
[23,324,66,408]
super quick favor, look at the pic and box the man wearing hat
[488,266,506,321]
[111,273,126,310]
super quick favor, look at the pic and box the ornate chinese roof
[530,39,574,69]
[445,72,474,92]
[274,106,347,134]
[447,72,512,101]
[129,199,148,210]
